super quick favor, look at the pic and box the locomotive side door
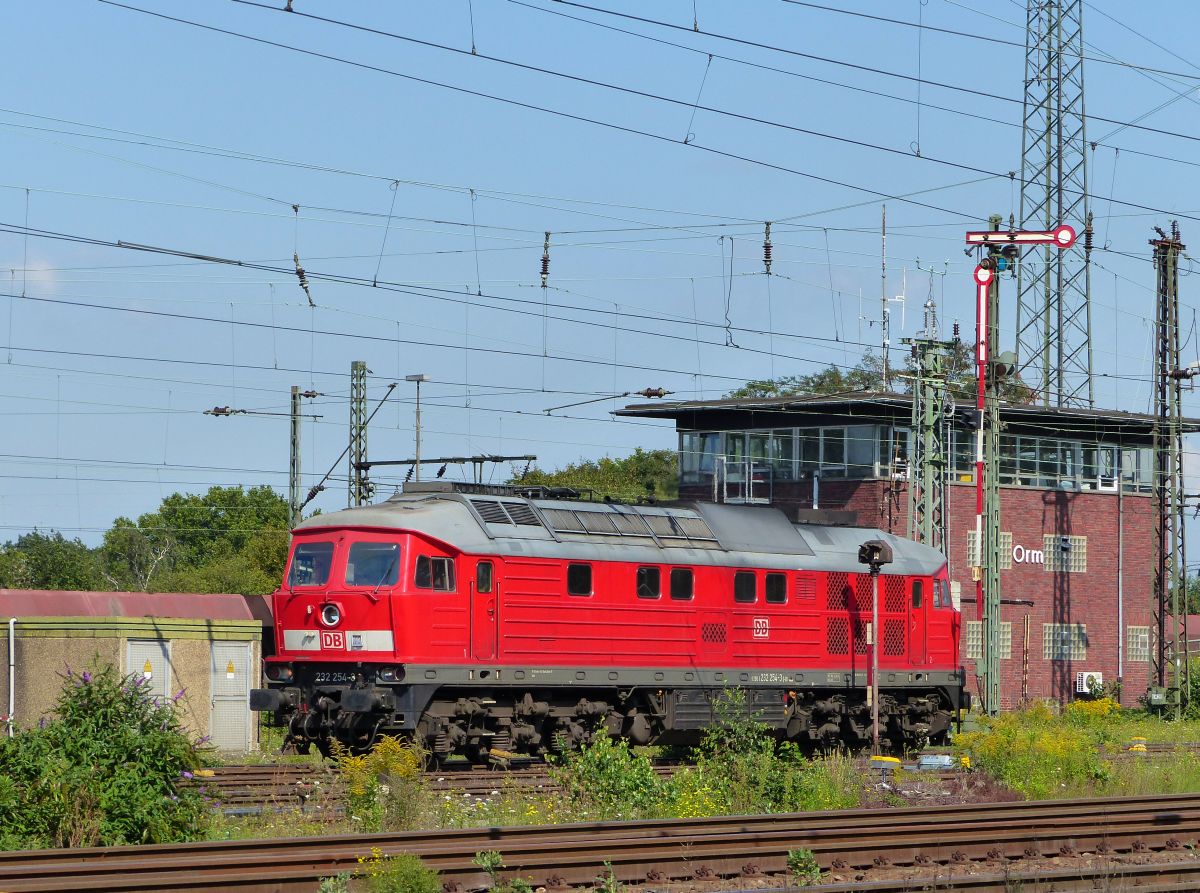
[471,560,497,661]
[909,579,928,666]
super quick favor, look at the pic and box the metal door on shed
[210,642,251,752]
[127,639,171,698]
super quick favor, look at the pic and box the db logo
[320,631,346,650]
[752,617,769,639]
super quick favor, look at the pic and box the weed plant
[359,849,441,893]
[956,695,1200,799]
[0,664,209,849]
[333,736,425,831]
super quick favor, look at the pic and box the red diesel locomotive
[251,482,966,759]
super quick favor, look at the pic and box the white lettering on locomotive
[320,630,346,650]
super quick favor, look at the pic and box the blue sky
[2,0,1198,543]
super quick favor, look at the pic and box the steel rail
[809,856,1200,892]
[3,794,1200,891]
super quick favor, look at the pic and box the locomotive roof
[297,488,946,576]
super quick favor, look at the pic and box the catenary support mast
[1152,224,1190,717]
[349,360,372,507]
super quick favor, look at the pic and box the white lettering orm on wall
[1012,545,1044,565]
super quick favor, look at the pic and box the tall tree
[726,346,1035,404]
[0,531,100,590]
[513,448,679,501]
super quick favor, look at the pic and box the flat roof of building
[617,390,1200,437]
[0,589,260,621]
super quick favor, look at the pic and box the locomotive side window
[567,563,592,596]
[911,580,924,608]
[477,561,494,594]
[288,541,334,587]
[670,567,693,601]
[636,566,661,599]
[415,555,456,591]
[765,572,787,604]
[733,571,756,603]
[345,542,401,587]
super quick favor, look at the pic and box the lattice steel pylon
[349,360,373,507]
[904,301,954,554]
[1015,0,1094,408]
[1152,225,1190,718]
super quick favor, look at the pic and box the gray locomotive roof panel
[297,493,945,575]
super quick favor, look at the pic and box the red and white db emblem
[320,631,346,650]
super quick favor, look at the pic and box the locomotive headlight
[265,663,294,683]
[319,603,342,628]
[377,666,404,683]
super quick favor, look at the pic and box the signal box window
[911,580,923,608]
[477,561,494,594]
[288,541,334,587]
[670,567,693,601]
[567,563,592,596]
[734,571,756,603]
[415,555,456,591]
[345,542,401,588]
[765,572,787,604]
[636,566,661,599]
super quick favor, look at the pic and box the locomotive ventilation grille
[852,619,868,654]
[535,505,719,547]
[884,576,906,613]
[883,619,906,656]
[469,499,545,527]
[826,572,850,610]
[700,622,728,644]
[826,616,849,654]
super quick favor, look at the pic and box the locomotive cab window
[476,561,494,594]
[288,541,334,587]
[345,542,401,588]
[734,571,756,603]
[765,572,787,604]
[567,563,592,596]
[911,580,923,608]
[415,555,456,591]
[636,566,661,599]
[670,567,694,601]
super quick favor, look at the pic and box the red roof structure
[0,589,256,621]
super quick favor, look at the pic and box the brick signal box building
[619,392,1176,708]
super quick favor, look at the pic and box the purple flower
[81,671,92,684]
[196,735,211,745]
[38,717,47,729]
[172,688,186,702]
[181,770,194,780]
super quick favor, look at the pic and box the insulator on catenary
[763,221,773,275]
[540,231,551,288]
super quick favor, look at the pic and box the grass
[955,697,1200,800]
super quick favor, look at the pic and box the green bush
[550,734,666,820]
[359,850,441,893]
[787,848,821,885]
[671,689,867,815]
[955,702,1108,799]
[0,664,208,848]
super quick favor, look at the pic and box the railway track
[3,793,1200,891]
[199,760,956,813]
